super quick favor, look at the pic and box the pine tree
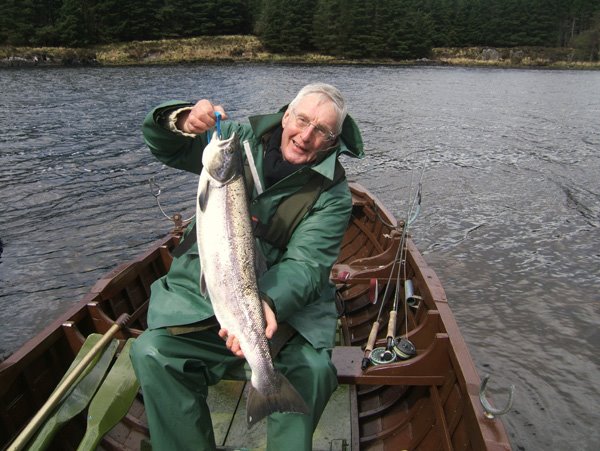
[313,0,344,55]
[338,0,375,58]
[159,0,209,38]
[572,10,600,60]
[258,0,317,53]
[1,0,39,45]
[56,0,93,46]
[256,0,282,51]
[217,0,252,35]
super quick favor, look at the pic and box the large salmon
[196,131,309,427]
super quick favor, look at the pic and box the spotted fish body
[196,132,308,427]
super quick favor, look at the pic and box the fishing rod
[381,170,423,362]
[361,169,424,369]
[360,239,403,370]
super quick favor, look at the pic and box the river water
[1,64,599,450]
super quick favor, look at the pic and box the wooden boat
[0,183,512,450]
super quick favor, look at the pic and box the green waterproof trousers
[130,327,338,451]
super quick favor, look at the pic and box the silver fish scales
[196,131,308,427]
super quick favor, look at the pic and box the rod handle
[386,311,397,339]
[365,321,379,353]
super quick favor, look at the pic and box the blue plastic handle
[215,111,222,138]
[207,111,222,143]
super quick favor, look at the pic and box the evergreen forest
[1,0,599,61]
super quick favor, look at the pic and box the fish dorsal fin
[198,178,210,212]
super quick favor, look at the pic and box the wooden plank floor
[208,380,351,451]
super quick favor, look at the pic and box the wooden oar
[27,334,119,451]
[7,313,130,451]
[76,338,140,451]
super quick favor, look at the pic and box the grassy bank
[1,35,599,69]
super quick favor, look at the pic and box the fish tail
[246,373,309,427]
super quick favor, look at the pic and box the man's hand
[177,99,227,135]
[218,300,277,359]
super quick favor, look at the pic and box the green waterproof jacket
[143,101,364,349]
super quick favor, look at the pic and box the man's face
[280,94,338,165]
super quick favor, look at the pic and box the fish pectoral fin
[245,373,309,427]
[254,247,268,278]
[199,271,208,297]
[198,179,210,212]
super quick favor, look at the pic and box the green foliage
[1,0,600,61]
[572,11,600,61]
[218,0,253,35]
[312,0,433,59]
[55,0,92,47]
[93,0,162,42]
[258,0,317,53]
[0,0,63,45]
[313,0,344,54]
[157,0,251,37]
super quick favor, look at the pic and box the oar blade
[27,334,118,451]
[77,338,140,451]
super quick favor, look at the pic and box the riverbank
[1,35,599,69]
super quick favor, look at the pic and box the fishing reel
[393,337,417,360]
[370,346,397,365]
[370,337,416,365]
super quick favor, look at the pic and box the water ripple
[1,65,599,450]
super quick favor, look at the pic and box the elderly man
[130,83,364,450]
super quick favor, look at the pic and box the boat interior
[0,184,511,450]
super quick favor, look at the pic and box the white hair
[289,83,347,135]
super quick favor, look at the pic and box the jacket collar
[248,105,365,160]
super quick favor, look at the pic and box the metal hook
[149,177,161,198]
[479,374,515,419]
[147,177,194,224]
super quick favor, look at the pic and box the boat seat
[332,333,449,386]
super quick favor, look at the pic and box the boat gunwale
[0,234,179,387]
[0,183,511,451]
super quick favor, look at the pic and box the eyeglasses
[290,110,336,142]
